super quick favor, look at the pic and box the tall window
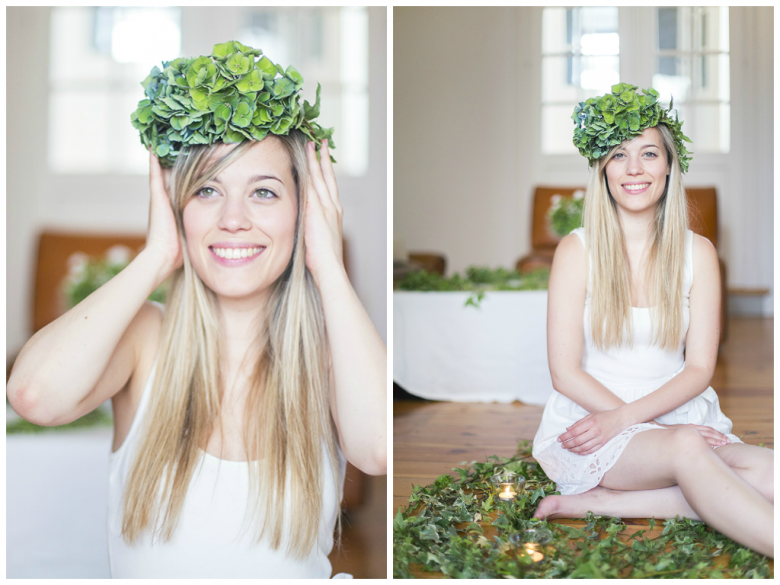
[540,7,730,157]
[48,7,369,176]
[48,7,182,174]
[653,7,730,153]
[541,7,620,154]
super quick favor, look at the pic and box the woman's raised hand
[303,140,344,287]
[146,148,183,283]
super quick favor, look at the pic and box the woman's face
[182,137,298,303]
[604,126,670,216]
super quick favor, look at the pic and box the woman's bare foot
[533,486,616,519]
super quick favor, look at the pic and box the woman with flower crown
[6,41,386,578]
[530,84,773,557]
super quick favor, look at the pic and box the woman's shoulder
[549,231,588,295]
[689,232,719,290]
[555,230,587,261]
[690,232,718,268]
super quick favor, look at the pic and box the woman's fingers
[307,141,333,210]
[561,425,595,450]
[691,425,729,446]
[319,139,341,209]
[558,415,592,444]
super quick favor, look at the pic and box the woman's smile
[208,244,266,266]
[622,182,651,194]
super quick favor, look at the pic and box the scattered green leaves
[393,440,772,579]
[398,267,550,309]
[6,406,113,434]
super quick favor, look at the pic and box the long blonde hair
[583,123,688,351]
[121,131,342,558]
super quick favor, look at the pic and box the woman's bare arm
[7,151,181,426]
[7,252,169,426]
[547,232,627,413]
[304,140,387,476]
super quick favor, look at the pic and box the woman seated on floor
[531,84,773,558]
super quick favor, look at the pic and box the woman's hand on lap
[653,422,731,447]
[304,140,345,288]
[558,409,630,456]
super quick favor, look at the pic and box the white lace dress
[532,228,741,496]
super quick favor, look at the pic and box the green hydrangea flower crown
[572,83,693,174]
[131,41,335,168]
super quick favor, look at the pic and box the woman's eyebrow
[211,174,284,185]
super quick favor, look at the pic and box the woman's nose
[217,198,252,232]
[626,154,643,175]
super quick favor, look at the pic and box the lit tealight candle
[524,543,544,563]
[498,484,517,502]
[509,527,552,566]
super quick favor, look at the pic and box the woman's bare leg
[534,484,700,521]
[534,442,774,521]
[595,428,773,557]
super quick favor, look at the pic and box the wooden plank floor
[330,473,387,578]
[393,317,773,577]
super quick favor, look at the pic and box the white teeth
[624,183,650,191]
[212,247,262,259]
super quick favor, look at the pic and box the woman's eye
[254,188,276,199]
[613,152,625,159]
[644,151,658,158]
[196,187,217,198]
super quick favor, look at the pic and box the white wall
[394,7,773,316]
[6,7,387,359]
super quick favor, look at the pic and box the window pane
[541,105,578,155]
[690,103,730,153]
[653,58,692,104]
[541,7,570,54]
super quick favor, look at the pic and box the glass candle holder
[489,472,525,503]
[509,527,553,564]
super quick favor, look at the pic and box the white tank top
[107,361,347,578]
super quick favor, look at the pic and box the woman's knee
[665,426,712,468]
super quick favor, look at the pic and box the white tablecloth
[7,427,113,578]
[393,291,554,405]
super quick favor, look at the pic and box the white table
[393,291,554,405]
[6,427,113,578]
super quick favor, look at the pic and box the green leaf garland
[131,41,335,167]
[572,83,693,174]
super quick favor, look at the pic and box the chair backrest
[408,253,446,276]
[32,231,352,334]
[33,231,147,333]
[529,185,719,251]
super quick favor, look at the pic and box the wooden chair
[15,230,369,508]
[408,253,447,276]
[515,186,728,343]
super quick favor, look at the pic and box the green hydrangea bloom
[130,41,335,167]
[572,83,693,173]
